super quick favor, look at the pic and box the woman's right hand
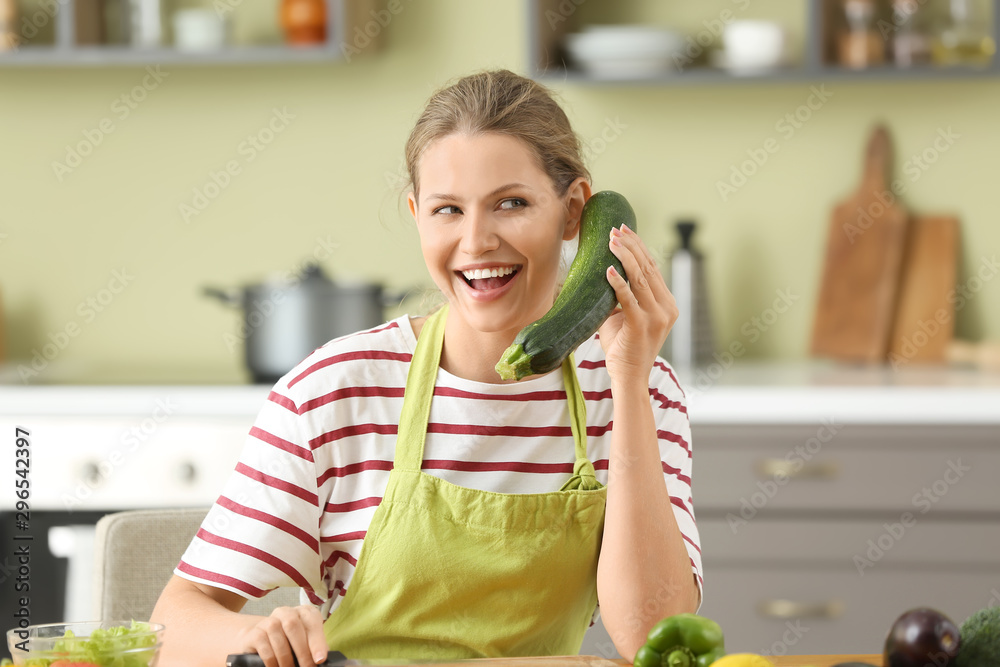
[235,605,329,667]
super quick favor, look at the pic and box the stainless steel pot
[204,264,410,384]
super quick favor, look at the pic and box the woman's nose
[459,210,500,255]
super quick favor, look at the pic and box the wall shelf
[0,0,375,67]
[527,0,1000,86]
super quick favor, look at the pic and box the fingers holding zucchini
[607,222,673,314]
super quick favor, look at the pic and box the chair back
[92,508,302,622]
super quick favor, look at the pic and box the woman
[151,68,701,667]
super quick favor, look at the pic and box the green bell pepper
[633,613,726,667]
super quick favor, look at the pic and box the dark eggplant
[884,607,961,667]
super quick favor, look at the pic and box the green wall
[1,1,998,384]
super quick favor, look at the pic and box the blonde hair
[404,69,591,197]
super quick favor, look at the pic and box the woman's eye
[499,198,527,211]
[433,205,461,215]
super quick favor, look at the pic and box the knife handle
[226,650,348,667]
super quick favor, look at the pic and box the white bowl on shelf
[710,48,795,75]
[564,24,686,78]
[718,20,790,73]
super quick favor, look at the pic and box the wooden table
[770,656,880,667]
[608,658,880,667]
[414,656,882,667]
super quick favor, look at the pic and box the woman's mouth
[458,265,520,291]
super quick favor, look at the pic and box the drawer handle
[81,461,104,487]
[755,459,840,480]
[176,461,198,485]
[757,598,845,619]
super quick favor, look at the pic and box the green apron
[323,305,608,659]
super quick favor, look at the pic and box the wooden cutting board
[886,215,959,365]
[811,124,910,363]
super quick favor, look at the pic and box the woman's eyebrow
[423,183,533,205]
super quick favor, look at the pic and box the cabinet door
[698,567,1000,655]
[692,424,1000,513]
[699,517,1000,568]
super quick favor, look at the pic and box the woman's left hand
[599,223,679,383]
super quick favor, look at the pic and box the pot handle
[202,286,242,307]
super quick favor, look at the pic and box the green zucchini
[495,190,637,381]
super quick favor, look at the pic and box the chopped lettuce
[13,621,158,667]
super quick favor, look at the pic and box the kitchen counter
[2,360,1000,425]
[262,655,883,666]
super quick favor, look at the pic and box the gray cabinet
[694,423,1000,655]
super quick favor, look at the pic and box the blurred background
[2,0,1000,660]
[0,0,998,383]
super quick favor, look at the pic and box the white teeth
[462,266,517,281]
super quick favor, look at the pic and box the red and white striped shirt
[176,314,703,616]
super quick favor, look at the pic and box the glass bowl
[6,620,164,666]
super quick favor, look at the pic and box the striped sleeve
[175,388,327,604]
[651,358,704,608]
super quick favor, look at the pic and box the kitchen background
[0,0,998,382]
[2,0,1000,661]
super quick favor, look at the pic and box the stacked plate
[564,25,686,78]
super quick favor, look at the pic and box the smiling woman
[150,69,700,667]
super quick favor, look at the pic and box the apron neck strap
[396,305,448,472]
[562,352,588,462]
[396,304,592,474]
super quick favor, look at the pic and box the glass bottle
[281,0,327,45]
[839,0,886,69]
[0,0,17,51]
[890,0,932,66]
[931,0,995,66]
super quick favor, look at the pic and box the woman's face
[409,132,587,336]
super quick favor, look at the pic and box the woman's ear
[563,177,593,241]
[407,191,418,220]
